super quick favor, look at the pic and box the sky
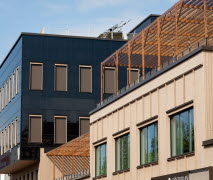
[0,0,178,63]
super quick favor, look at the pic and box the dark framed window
[16,67,19,94]
[79,66,92,93]
[95,143,107,177]
[55,64,68,91]
[29,115,42,143]
[104,67,116,94]
[170,107,194,157]
[79,117,90,136]
[115,133,130,171]
[30,63,43,90]
[55,116,67,144]
[140,122,158,165]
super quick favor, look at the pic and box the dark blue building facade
[0,33,126,174]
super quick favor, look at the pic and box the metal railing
[56,169,90,180]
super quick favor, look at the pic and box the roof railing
[98,37,213,107]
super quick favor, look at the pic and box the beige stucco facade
[90,50,213,180]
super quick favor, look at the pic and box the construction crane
[98,20,131,39]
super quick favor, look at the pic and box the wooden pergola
[100,0,213,102]
[47,133,90,180]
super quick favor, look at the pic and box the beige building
[90,0,213,179]
[90,46,213,180]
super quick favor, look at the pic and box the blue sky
[0,0,178,63]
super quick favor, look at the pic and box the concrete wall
[90,51,213,180]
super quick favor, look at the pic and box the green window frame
[95,143,107,177]
[170,107,194,157]
[115,133,130,171]
[140,122,158,165]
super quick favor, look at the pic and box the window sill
[112,168,130,176]
[93,175,107,180]
[137,161,158,169]
[167,152,195,162]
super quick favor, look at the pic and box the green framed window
[115,133,130,171]
[170,107,194,157]
[140,122,158,165]
[95,143,107,177]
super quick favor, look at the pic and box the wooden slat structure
[47,133,90,180]
[100,0,213,102]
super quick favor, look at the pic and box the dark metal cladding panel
[18,34,126,161]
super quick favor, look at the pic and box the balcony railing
[97,37,213,108]
[56,169,90,180]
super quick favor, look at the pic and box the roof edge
[21,32,127,42]
[0,33,23,69]
[127,14,160,34]
[0,32,127,69]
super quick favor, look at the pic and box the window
[79,66,92,93]
[54,64,68,91]
[9,76,12,101]
[115,134,130,171]
[6,81,8,106]
[104,67,116,94]
[140,122,158,165]
[2,86,4,109]
[0,132,1,155]
[8,125,11,149]
[79,117,90,136]
[30,63,43,90]
[12,72,15,98]
[95,143,107,177]
[55,116,67,144]
[31,172,34,180]
[0,89,1,111]
[36,170,38,180]
[128,68,140,84]
[15,118,18,145]
[16,67,19,94]
[5,128,8,152]
[11,122,15,148]
[29,115,42,143]
[170,108,194,157]
[1,131,3,154]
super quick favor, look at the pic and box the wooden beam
[100,63,103,103]
[175,4,179,56]
[182,4,213,11]
[62,151,65,177]
[115,51,119,94]
[158,18,161,68]
[128,42,131,84]
[53,155,56,180]
[203,0,208,38]
[141,31,145,77]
